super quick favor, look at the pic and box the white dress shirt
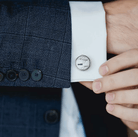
[59,1,138,136]
[59,2,107,137]
[70,1,106,82]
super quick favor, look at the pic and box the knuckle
[107,77,115,90]
[116,92,125,103]
[116,106,124,117]
[132,110,138,122]
[113,56,121,67]
[130,48,138,56]
[132,69,138,79]
[133,90,138,103]
[133,68,138,73]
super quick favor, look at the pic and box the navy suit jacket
[0,0,71,88]
[0,0,128,137]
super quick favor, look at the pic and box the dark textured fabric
[72,82,128,137]
[0,0,129,137]
[0,0,71,88]
[0,87,62,137]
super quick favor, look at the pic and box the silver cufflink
[75,55,91,71]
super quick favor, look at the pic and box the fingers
[105,89,138,104]
[81,49,138,92]
[93,69,138,93]
[99,49,138,76]
[93,49,138,94]
[106,104,138,122]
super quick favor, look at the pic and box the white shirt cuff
[69,1,107,82]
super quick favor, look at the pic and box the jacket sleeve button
[6,70,17,81]
[31,69,42,81]
[19,69,30,81]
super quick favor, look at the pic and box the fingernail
[107,104,114,112]
[106,93,115,102]
[93,82,102,92]
[99,65,109,76]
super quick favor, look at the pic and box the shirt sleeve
[69,1,107,82]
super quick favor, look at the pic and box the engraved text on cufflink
[75,55,91,71]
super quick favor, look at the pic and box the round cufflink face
[6,70,17,81]
[31,69,42,81]
[19,69,30,81]
[0,72,4,82]
[75,55,91,71]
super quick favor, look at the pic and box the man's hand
[80,0,138,130]
[80,0,138,90]
[92,49,138,130]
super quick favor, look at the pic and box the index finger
[99,49,138,76]
[93,69,138,94]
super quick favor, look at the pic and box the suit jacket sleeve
[0,0,71,88]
